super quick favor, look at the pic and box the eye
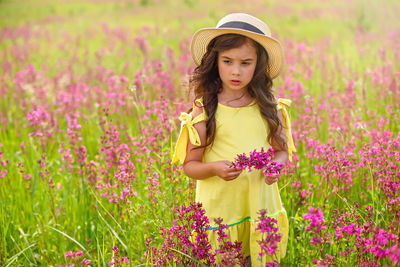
[223,60,231,64]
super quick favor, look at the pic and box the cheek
[245,66,256,79]
[217,61,223,73]
[218,64,228,77]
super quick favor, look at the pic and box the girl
[172,13,296,265]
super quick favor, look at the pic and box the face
[217,40,257,94]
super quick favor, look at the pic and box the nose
[232,63,240,76]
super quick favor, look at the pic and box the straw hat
[190,13,284,79]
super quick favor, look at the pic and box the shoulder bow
[172,103,208,164]
[277,98,296,161]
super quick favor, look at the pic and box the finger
[225,169,240,175]
[225,173,240,181]
[233,171,242,177]
[224,160,233,166]
[265,176,278,184]
[226,172,242,179]
[227,163,238,169]
[228,169,242,174]
[267,178,278,183]
[271,175,279,180]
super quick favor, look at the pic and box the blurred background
[2,0,399,75]
[1,0,400,266]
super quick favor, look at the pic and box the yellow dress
[172,98,296,265]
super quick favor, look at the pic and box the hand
[264,174,280,185]
[213,161,242,181]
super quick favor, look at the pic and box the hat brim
[190,28,284,79]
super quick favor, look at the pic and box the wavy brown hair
[189,33,286,150]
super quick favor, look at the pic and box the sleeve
[171,98,208,164]
[277,98,296,162]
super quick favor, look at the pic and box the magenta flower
[255,209,282,264]
[303,206,326,235]
[213,217,245,266]
[388,245,400,264]
[63,249,86,266]
[232,147,284,177]
[109,245,129,266]
[0,143,8,179]
[82,258,91,266]
[144,202,216,266]
[64,251,73,259]
[26,108,49,127]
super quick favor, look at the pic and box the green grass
[0,0,399,265]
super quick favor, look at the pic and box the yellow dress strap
[277,98,296,161]
[172,98,208,164]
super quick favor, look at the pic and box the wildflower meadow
[1,0,399,266]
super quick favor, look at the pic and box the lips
[230,80,241,86]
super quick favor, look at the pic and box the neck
[218,87,254,107]
[219,87,250,99]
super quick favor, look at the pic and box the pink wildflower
[303,206,326,234]
[232,147,284,177]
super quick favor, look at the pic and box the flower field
[0,0,399,266]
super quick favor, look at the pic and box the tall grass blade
[4,243,36,267]
[47,225,89,257]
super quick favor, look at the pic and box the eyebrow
[221,56,254,61]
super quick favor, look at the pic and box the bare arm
[272,108,289,162]
[264,109,289,184]
[182,105,242,181]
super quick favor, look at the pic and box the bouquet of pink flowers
[231,147,284,177]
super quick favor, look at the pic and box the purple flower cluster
[109,246,130,266]
[0,143,8,179]
[303,207,335,265]
[213,217,245,266]
[64,250,83,260]
[3,8,400,266]
[145,202,247,266]
[144,202,215,266]
[303,206,326,237]
[59,250,90,267]
[359,130,400,231]
[303,206,333,249]
[232,148,284,177]
[255,209,282,264]
[303,204,400,265]
[26,107,55,148]
[336,212,400,265]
